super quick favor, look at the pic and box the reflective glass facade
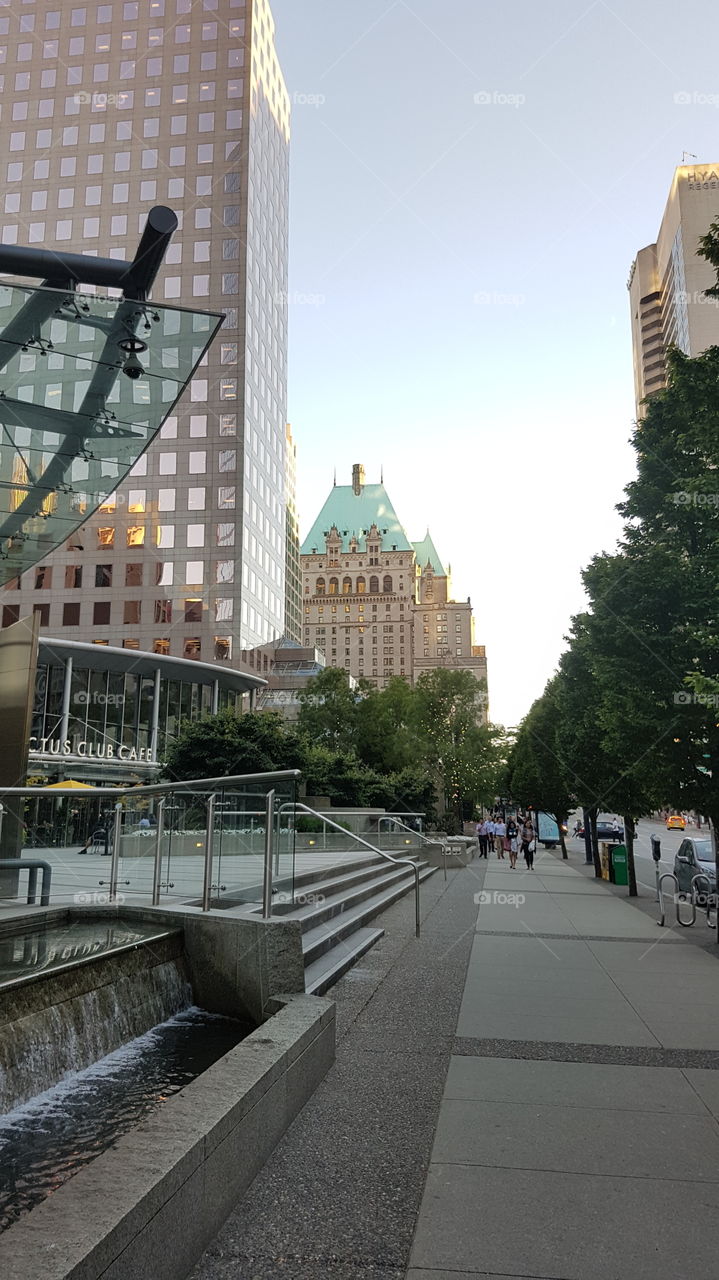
[28,639,259,781]
[0,0,290,661]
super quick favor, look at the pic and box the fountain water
[0,921,191,1112]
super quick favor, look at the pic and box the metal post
[109,802,123,903]
[262,788,276,919]
[59,656,73,746]
[201,793,216,912]
[151,798,166,907]
[0,804,4,846]
[274,796,281,876]
[650,834,662,902]
[149,668,161,763]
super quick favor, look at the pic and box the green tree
[355,676,418,773]
[505,679,574,858]
[295,667,360,752]
[162,710,306,782]
[414,668,496,829]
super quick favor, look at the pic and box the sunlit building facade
[300,465,489,715]
[0,0,290,661]
[628,162,719,417]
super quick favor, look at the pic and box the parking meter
[650,835,661,863]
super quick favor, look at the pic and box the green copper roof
[301,482,412,554]
[412,531,446,576]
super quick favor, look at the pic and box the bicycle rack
[657,873,695,927]
[657,872,718,928]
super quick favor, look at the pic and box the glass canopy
[0,283,223,584]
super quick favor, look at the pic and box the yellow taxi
[666,814,686,830]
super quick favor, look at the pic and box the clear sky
[271,0,719,726]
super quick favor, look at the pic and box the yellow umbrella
[43,780,97,790]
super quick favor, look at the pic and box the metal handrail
[277,801,422,937]
[0,769,301,800]
[377,815,448,881]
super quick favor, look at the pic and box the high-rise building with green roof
[300,465,488,715]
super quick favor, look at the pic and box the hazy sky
[271,0,719,726]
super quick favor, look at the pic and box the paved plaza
[192,845,719,1280]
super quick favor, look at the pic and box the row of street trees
[505,222,719,892]
[164,667,506,830]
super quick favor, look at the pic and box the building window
[35,566,52,589]
[316,577,325,595]
[63,603,80,626]
[155,600,172,624]
[153,639,170,655]
[383,575,392,593]
[93,602,111,625]
[185,599,203,623]
[97,527,115,546]
[95,564,112,587]
[125,563,143,586]
[2,605,20,627]
[64,565,82,588]
[328,577,338,595]
[184,637,201,657]
[342,576,352,595]
[357,576,366,594]
[124,601,141,625]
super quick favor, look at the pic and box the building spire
[333,466,336,487]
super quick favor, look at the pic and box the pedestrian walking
[521,815,535,870]
[507,817,518,868]
[495,817,506,859]
[477,819,489,858]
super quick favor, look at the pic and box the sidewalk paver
[407,853,719,1280]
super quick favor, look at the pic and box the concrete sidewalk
[407,851,719,1280]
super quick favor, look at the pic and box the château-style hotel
[300,465,488,715]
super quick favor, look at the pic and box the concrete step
[304,926,385,996]
[272,859,416,915]
[301,865,436,967]
[291,862,428,933]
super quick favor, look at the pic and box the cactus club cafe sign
[29,737,156,763]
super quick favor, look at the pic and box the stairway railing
[273,802,422,937]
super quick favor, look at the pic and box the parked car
[674,838,716,898]
[667,814,686,830]
[571,820,621,842]
[596,820,623,843]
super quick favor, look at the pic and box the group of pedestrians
[475,814,537,869]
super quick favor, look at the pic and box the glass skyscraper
[0,0,290,663]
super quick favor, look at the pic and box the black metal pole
[0,206,177,299]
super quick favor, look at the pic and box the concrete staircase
[273,854,436,995]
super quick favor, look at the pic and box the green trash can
[611,844,628,886]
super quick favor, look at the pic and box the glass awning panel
[0,284,223,583]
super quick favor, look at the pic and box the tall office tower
[0,0,290,663]
[283,423,302,643]
[628,163,719,417]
